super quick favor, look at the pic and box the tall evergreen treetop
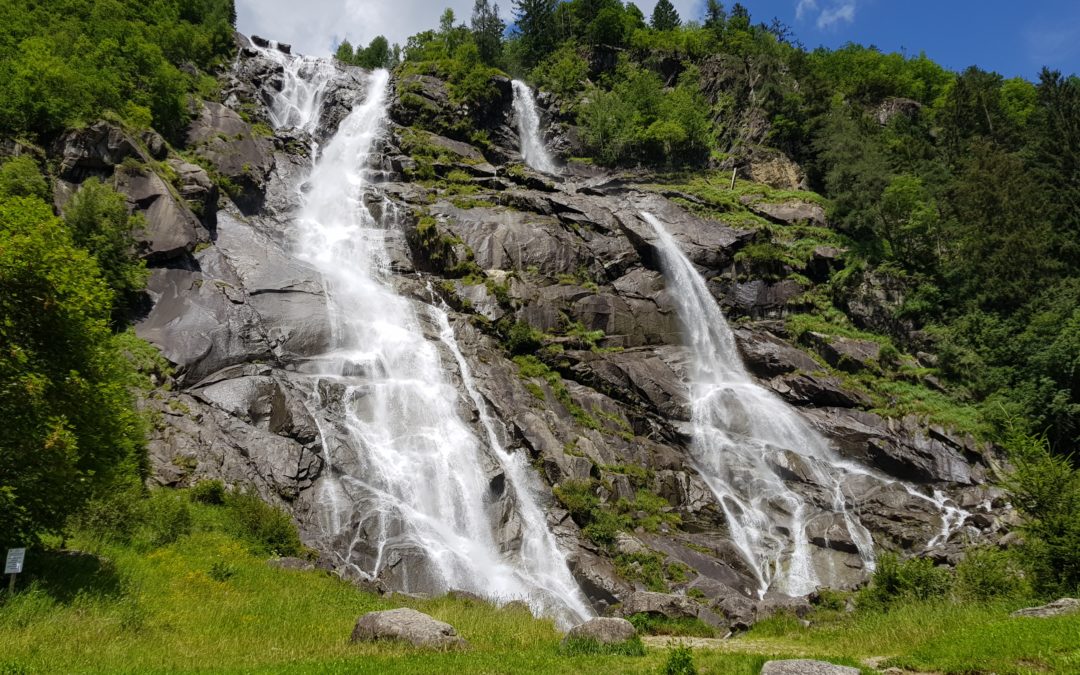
[650,0,681,31]
[513,0,559,68]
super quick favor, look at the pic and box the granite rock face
[123,41,1011,623]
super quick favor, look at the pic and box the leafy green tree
[62,178,147,312]
[335,39,355,63]
[1004,426,1080,597]
[0,195,145,550]
[356,36,391,69]
[650,0,681,31]
[0,156,49,201]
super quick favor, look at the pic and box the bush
[68,488,145,544]
[861,552,952,607]
[0,156,49,201]
[208,558,238,582]
[663,643,697,675]
[189,479,227,505]
[1004,427,1080,597]
[954,547,1030,601]
[225,490,306,557]
[141,491,192,547]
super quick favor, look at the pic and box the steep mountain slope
[84,36,1017,629]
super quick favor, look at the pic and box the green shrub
[189,479,227,505]
[861,552,952,607]
[142,491,192,547]
[0,156,49,201]
[954,547,1029,601]
[68,488,145,544]
[1004,426,1080,597]
[504,321,544,355]
[629,613,715,638]
[208,558,238,582]
[662,643,697,675]
[225,490,306,557]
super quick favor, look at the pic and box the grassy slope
[0,498,1076,674]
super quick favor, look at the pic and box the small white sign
[5,548,25,575]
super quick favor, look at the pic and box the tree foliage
[0,193,145,549]
[0,0,236,140]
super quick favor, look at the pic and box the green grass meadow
[0,494,1077,674]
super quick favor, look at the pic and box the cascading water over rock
[511,80,558,174]
[260,53,590,626]
[642,212,968,596]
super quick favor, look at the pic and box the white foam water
[511,80,558,174]
[643,212,968,596]
[259,53,589,626]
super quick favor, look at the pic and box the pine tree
[704,0,726,29]
[471,0,506,66]
[513,0,558,69]
[650,0,681,31]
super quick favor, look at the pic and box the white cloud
[793,0,857,31]
[796,0,818,22]
[237,0,705,57]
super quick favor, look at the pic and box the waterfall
[643,212,882,595]
[511,80,558,174]
[259,52,589,626]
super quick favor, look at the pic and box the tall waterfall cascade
[260,50,590,626]
[511,80,558,174]
[642,212,968,596]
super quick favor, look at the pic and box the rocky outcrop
[186,101,274,213]
[350,608,468,650]
[125,41,1012,623]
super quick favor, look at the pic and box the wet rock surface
[123,41,1011,622]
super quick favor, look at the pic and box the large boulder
[1011,598,1080,618]
[760,660,859,675]
[563,617,636,645]
[350,608,468,650]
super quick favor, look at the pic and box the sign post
[5,548,25,594]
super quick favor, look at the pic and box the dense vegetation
[0,1,237,550]
[0,0,236,141]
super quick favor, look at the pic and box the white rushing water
[511,80,558,174]
[260,52,589,626]
[644,213,887,595]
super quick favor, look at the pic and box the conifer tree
[704,0,726,29]
[471,0,506,66]
[513,0,558,68]
[650,0,681,31]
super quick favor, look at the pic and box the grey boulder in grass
[1011,598,1080,618]
[563,617,636,645]
[350,608,468,650]
[760,660,860,675]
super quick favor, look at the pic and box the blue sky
[238,0,1080,79]
[724,0,1080,79]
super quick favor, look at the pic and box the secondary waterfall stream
[643,213,967,596]
[511,80,558,174]
[261,52,589,625]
